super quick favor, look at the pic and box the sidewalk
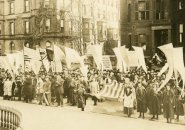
[83,99,185,126]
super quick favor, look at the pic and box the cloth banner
[113,48,126,72]
[30,60,42,75]
[65,47,84,69]
[133,46,147,73]
[102,55,113,70]
[157,43,174,92]
[54,45,65,62]
[46,48,54,62]
[119,46,129,66]
[173,47,185,89]
[7,51,24,74]
[96,82,124,100]
[24,47,42,74]
[157,63,169,76]
[127,51,139,67]
[91,45,103,70]
[24,47,41,61]
[0,56,15,77]
[80,65,88,79]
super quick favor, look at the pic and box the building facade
[120,0,173,56]
[0,0,83,54]
[0,0,120,55]
[171,0,185,48]
[81,0,120,54]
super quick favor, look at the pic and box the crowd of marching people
[0,63,185,124]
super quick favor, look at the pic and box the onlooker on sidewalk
[136,82,147,119]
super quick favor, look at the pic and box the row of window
[8,0,50,14]
[0,19,65,35]
[8,21,29,35]
[128,0,169,21]
[179,24,184,43]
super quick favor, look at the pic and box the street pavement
[0,99,185,130]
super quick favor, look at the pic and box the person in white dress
[3,77,13,100]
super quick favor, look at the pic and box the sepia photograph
[0,0,185,130]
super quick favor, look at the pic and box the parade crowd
[0,62,185,124]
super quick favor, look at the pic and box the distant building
[81,0,120,54]
[171,0,185,49]
[0,0,120,55]
[120,0,173,56]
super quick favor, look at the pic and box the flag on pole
[157,43,174,92]
[46,48,54,62]
[65,47,84,68]
[133,46,147,73]
[113,47,127,72]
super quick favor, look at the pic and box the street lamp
[128,33,132,50]
[11,42,15,53]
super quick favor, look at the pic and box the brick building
[120,0,173,56]
[0,0,84,55]
[171,0,185,47]
[0,0,120,55]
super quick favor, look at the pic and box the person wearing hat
[89,77,100,106]
[15,76,23,101]
[149,81,162,120]
[43,75,52,105]
[54,75,64,107]
[77,84,86,111]
[123,85,134,117]
[36,75,44,105]
[136,82,147,119]
[162,83,175,123]
[22,73,33,103]
[3,77,13,100]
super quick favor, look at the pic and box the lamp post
[128,33,132,50]
[11,43,15,53]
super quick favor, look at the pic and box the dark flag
[46,48,54,62]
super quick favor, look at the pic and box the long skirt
[124,107,134,115]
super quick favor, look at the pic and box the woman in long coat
[136,82,147,118]
[150,82,162,120]
[23,74,33,103]
[54,75,64,107]
[123,86,135,117]
[36,76,44,105]
[90,77,100,106]
[162,84,175,123]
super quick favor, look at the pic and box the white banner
[173,47,185,89]
[113,48,127,72]
[91,45,103,70]
[102,55,112,70]
[119,46,129,66]
[158,63,169,76]
[65,47,84,69]
[127,51,139,67]
[7,51,24,74]
[133,46,147,73]
[157,43,174,92]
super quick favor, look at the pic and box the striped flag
[96,82,124,101]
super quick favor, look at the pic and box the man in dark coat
[54,75,64,107]
[150,82,162,120]
[16,76,23,101]
[63,75,71,103]
[22,74,33,103]
[136,82,147,118]
[162,84,175,123]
